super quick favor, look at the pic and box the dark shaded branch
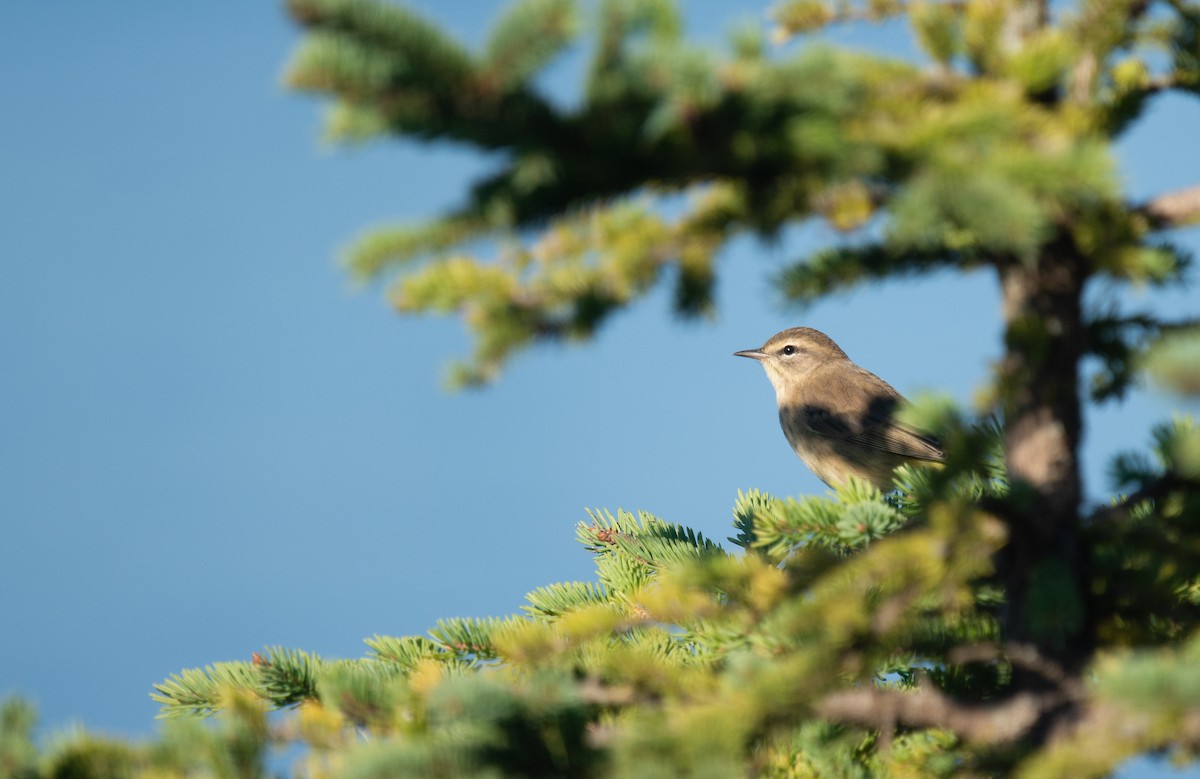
[948,642,1079,689]
[1089,471,1191,525]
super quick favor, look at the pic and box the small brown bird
[735,327,943,490]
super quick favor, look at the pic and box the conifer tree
[8,0,1199,777]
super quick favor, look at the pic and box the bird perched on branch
[736,327,944,490]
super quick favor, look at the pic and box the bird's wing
[797,364,945,462]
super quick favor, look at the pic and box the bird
[735,327,944,490]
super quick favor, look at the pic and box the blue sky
[1,2,1198,774]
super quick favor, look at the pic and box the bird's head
[735,327,849,396]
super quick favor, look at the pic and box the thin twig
[1139,184,1200,229]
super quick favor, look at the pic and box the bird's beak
[734,349,766,361]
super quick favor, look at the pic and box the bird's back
[779,359,943,488]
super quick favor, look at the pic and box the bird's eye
[781,345,797,356]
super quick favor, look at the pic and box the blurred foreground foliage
[6,408,1199,778]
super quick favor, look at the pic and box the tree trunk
[997,248,1090,665]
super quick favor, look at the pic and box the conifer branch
[816,670,1077,745]
[778,244,986,304]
